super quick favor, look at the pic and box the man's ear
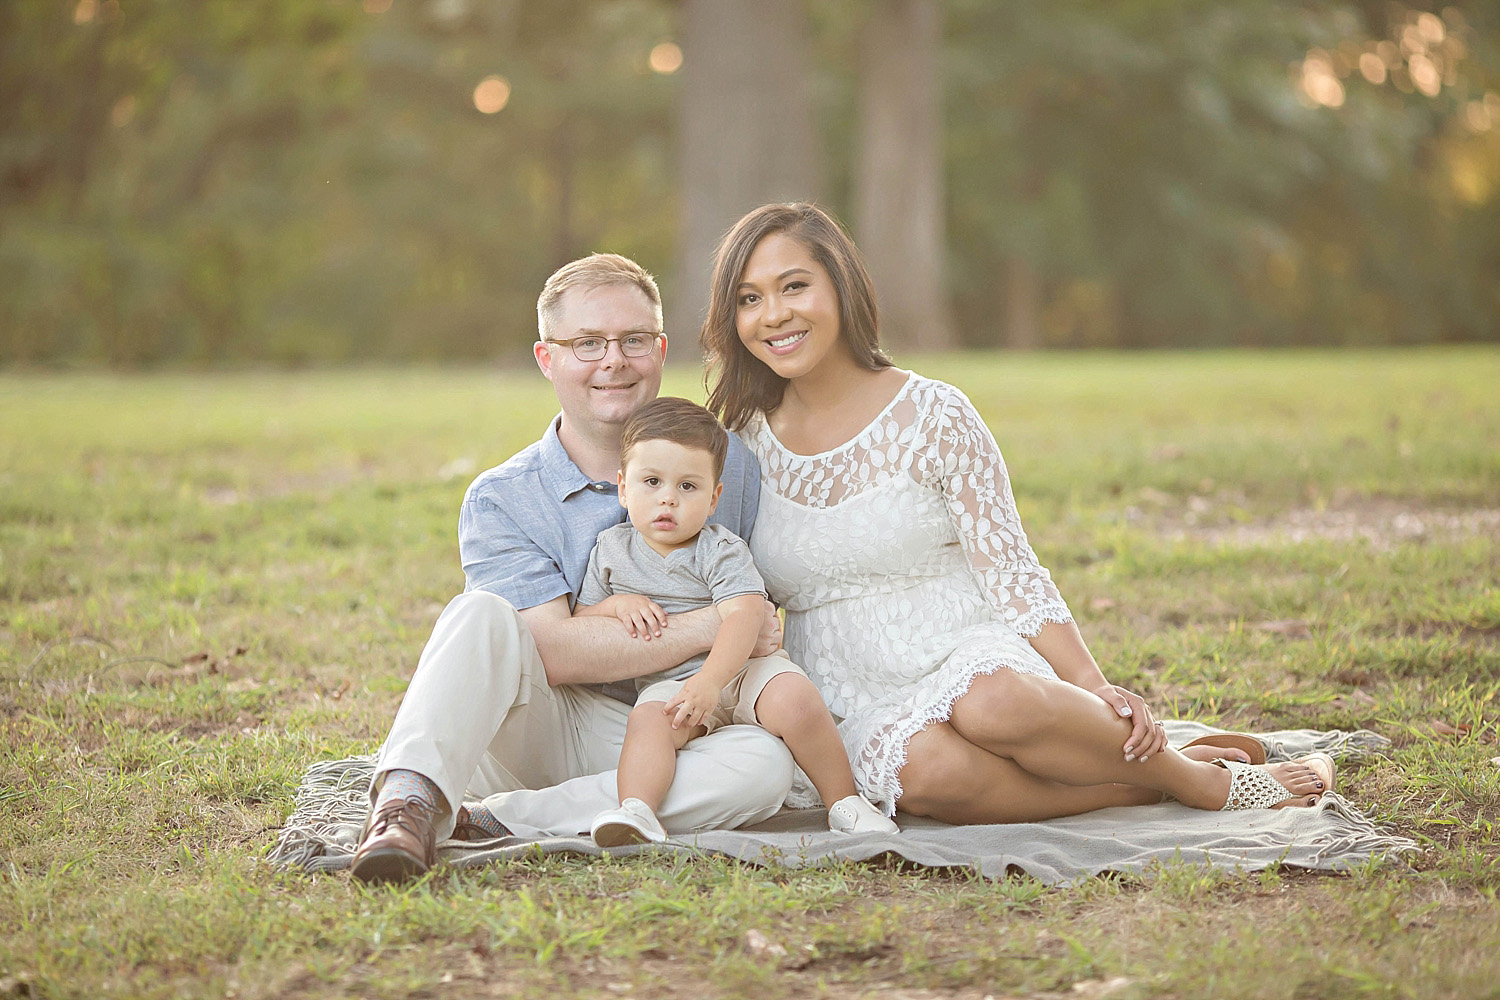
[533,341,554,380]
[617,470,628,508]
[707,480,724,515]
[657,333,668,363]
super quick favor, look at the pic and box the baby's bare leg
[753,673,856,807]
[616,701,706,811]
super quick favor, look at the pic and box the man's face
[534,283,666,439]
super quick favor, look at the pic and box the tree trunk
[673,0,822,346]
[853,0,953,352]
[1003,254,1042,350]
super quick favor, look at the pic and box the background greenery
[2,350,1498,997]
[2,0,1498,366]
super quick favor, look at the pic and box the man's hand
[612,594,667,640]
[1092,684,1166,761]
[665,674,721,730]
[750,598,783,658]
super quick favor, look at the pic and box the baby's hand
[665,676,720,730]
[613,595,667,639]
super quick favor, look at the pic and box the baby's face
[618,438,723,555]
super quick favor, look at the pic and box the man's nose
[598,338,628,366]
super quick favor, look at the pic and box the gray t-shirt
[578,521,766,690]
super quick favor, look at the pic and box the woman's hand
[1091,684,1167,762]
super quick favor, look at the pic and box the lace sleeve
[924,384,1074,637]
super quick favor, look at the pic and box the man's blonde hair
[536,253,663,342]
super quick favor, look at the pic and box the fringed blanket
[267,721,1417,885]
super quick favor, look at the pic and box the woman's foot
[1214,754,1333,810]
[1180,744,1252,764]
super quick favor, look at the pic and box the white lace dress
[739,372,1075,813]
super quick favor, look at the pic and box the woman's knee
[948,668,1047,747]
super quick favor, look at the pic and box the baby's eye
[680,482,696,492]
[644,477,660,487]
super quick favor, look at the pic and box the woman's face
[733,232,845,380]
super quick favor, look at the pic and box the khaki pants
[372,591,795,839]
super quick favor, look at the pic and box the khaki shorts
[635,650,807,735]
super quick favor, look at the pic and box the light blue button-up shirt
[458,414,760,612]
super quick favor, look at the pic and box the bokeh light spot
[363,0,393,13]
[1299,51,1345,108]
[1358,52,1387,85]
[473,75,511,114]
[73,0,97,24]
[1408,53,1441,97]
[649,42,683,75]
[110,94,136,128]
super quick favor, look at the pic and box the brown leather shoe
[450,805,507,842]
[351,797,437,884]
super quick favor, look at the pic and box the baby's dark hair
[621,397,729,481]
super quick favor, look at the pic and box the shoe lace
[371,797,435,836]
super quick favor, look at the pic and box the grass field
[2,347,1498,1000]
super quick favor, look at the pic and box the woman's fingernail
[1125,753,1136,762]
[1120,707,1133,716]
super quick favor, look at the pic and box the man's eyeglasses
[545,333,662,362]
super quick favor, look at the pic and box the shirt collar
[539,414,617,503]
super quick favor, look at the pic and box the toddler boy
[577,397,896,844]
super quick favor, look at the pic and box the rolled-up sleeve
[459,494,571,610]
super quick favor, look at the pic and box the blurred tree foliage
[0,0,1495,366]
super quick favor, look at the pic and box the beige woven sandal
[1215,752,1334,810]
[1182,732,1267,765]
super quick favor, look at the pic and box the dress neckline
[759,370,916,460]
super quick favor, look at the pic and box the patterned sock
[376,768,443,813]
[460,803,511,837]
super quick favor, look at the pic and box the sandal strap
[1217,760,1290,810]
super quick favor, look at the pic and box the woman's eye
[738,293,759,307]
[785,281,806,293]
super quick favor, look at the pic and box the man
[352,253,794,883]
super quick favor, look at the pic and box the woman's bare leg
[898,721,1161,823]
[944,670,1323,811]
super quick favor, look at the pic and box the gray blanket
[267,722,1417,885]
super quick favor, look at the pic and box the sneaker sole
[592,821,655,848]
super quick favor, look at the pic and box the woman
[702,203,1332,822]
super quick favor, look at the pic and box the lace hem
[1011,606,1076,639]
[848,650,1059,816]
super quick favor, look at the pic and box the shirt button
[586,482,612,492]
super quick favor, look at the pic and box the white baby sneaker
[828,793,899,834]
[591,797,669,847]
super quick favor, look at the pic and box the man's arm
[521,596,782,687]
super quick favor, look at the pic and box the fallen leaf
[182,651,210,664]
[743,929,786,959]
[1430,720,1459,737]
[1489,757,1500,767]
